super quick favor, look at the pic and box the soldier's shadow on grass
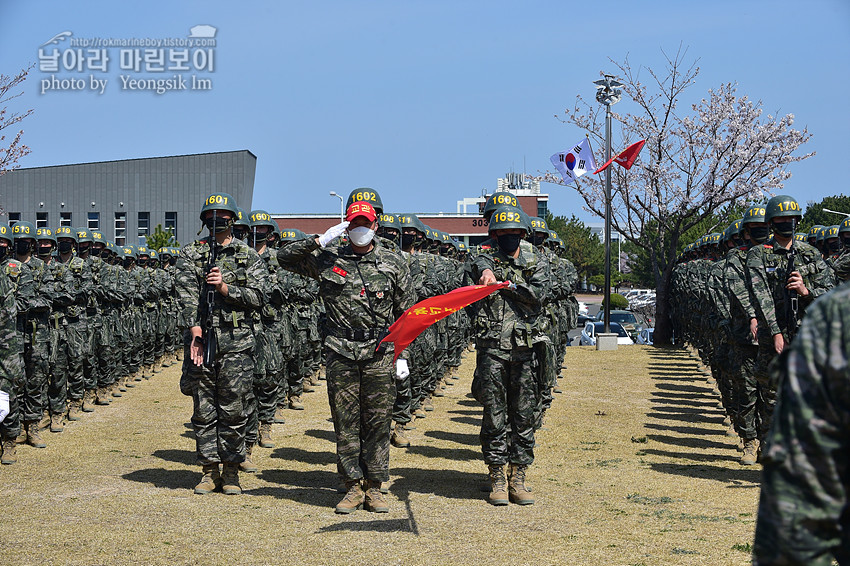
[643,422,725,437]
[405,444,479,462]
[653,382,715,394]
[152,448,197,466]
[645,434,736,452]
[649,462,761,485]
[303,428,336,443]
[251,468,340,507]
[650,396,721,408]
[122,468,198,491]
[646,411,725,425]
[455,398,479,407]
[317,518,416,534]
[424,429,478,446]
[641,448,742,464]
[270,445,336,467]
[449,415,481,427]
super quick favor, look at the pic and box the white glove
[318,221,349,248]
[395,359,410,380]
[0,391,9,424]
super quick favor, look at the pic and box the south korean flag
[550,138,597,184]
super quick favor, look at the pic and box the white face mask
[348,226,375,247]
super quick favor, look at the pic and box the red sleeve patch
[763,245,773,249]
[332,266,348,277]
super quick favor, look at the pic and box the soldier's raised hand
[318,221,349,248]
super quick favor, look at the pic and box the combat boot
[258,422,275,448]
[423,394,434,411]
[25,421,46,448]
[273,406,286,424]
[67,399,84,421]
[175,349,183,362]
[153,360,163,374]
[15,430,26,444]
[117,376,128,391]
[432,381,445,397]
[133,369,143,382]
[740,438,760,466]
[488,465,509,506]
[364,480,389,513]
[111,382,123,398]
[221,463,242,495]
[50,413,65,433]
[240,444,259,473]
[288,395,304,410]
[38,411,50,430]
[95,387,111,405]
[391,423,410,448]
[193,463,221,494]
[1,438,17,464]
[303,380,316,393]
[143,364,153,379]
[82,390,97,412]
[161,355,172,368]
[507,463,535,505]
[335,480,365,514]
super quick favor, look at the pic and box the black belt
[326,327,384,342]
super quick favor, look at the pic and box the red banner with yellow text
[380,282,510,361]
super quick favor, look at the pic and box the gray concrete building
[0,150,256,248]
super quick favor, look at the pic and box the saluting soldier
[278,199,413,514]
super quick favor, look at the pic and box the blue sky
[1,1,848,224]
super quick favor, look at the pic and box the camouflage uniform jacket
[52,255,93,319]
[470,245,548,350]
[12,255,54,319]
[754,281,850,565]
[175,237,266,355]
[721,247,757,345]
[0,268,23,392]
[277,237,413,361]
[747,238,835,337]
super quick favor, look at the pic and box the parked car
[577,301,589,317]
[579,321,634,346]
[636,327,655,345]
[592,310,640,341]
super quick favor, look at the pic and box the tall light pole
[594,74,623,334]
[329,191,344,222]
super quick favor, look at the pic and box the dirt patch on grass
[0,346,758,565]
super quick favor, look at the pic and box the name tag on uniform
[766,267,776,273]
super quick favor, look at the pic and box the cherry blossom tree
[0,65,34,216]
[539,48,813,344]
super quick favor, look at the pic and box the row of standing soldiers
[670,195,846,466]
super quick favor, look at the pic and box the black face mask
[15,240,32,256]
[497,233,522,254]
[37,245,53,257]
[123,258,134,268]
[138,258,148,267]
[169,257,177,266]
[58,241,74,254]
[842,235,850,250]
[733,238,745,248]
[771,221,796,238]
[401,234,416,249]
[531,234,547,246]
[0,246,6,262]
[205,217,233,234]
[251,230,269,245]
[747,226,770,244]
[78,244,91,255]
[828,240,841,254]
[90,247,102,257]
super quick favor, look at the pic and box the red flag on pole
[593,139,646,174]
[380,282,510,361]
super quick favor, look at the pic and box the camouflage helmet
[91,231,106,248]
[199,192,239,220]
[12,221,36,240]
[0,223,12,244]
[75,228,93,244]
[423,226,440,241]
[148,249,159,262]
[839,217,850,235]
[816,226,828,244]
[346,188,383,215]
[825,225,840,240]
[807,224,825,243]
[377,212,401,232]
[137,245,150,258]
[121,245,135,259]
[482,190,520,221]
[158,246,173,258]
[233,206,250,230]
[278,228,307,242]
[764,195,802,223]
[794,233,807,243]
[397,213,427,234]
[55,226,76,241]
[488,205,528,234]
[36,227,56,244]
[742,204,767,225]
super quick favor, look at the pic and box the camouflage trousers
[0,383,21,441]
[19,314,51,423]
[83,315,102,391]
[326,350,395,483]
[472,346,537,466]
[52,317,86,410]
[191,350,253,466]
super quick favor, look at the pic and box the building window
[165,211,177,235]
[138,212,150,245]
[8,212,21,226]
[36,212,48,228]
[60,212,72,227]
[537,200,548,218]
[88,211,100,231]
[114,212,126,246]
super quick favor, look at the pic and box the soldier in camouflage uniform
[831,217,850,283]
[753,281,850,566]
[278,200,412,514]
[747,195,835,457]
[469,207,548,506]
[11,221,55,448]
[0,223,24,464]
[175,192,266,496]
